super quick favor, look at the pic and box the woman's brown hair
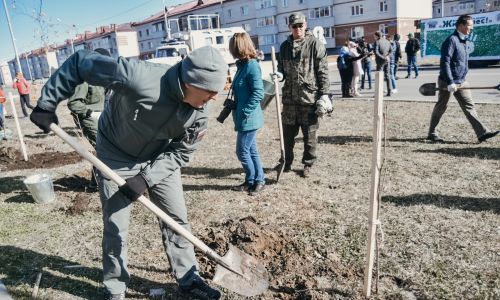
[229,32,257,60]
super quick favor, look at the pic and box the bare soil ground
[0,96,499,300]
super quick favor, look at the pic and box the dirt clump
[0,146,82,171]
[198,216,361,299]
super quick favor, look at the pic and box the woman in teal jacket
[229,32,266,195]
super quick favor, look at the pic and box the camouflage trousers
[281,104,319,167]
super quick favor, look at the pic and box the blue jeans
[361,61,372,89]
[390,63,397,90]
[236,129,265,185]
[407,55,419,76]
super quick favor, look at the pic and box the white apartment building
[132,0,432,58]
[432,0,500,18]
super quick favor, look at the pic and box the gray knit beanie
[181,46,228,92]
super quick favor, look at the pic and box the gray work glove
[119,173,148,201]
[315,95,333,118]
[270,71,284,82]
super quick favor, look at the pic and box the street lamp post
[163,0,171,39]
[2,0,22,73]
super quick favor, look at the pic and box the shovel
[49,124,269,297]
[419,82,500,96]
[270,47,286,181]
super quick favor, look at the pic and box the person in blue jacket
[427,14,499,143]
[30,46,227,300]
[228,32,266,196]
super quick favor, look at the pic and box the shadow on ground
[0,245,178,299]
[182,167,242,178]
[383,193,500,214]
[415,147,500,160]
[0,176,26,194]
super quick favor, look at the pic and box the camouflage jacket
[278,31,329,106]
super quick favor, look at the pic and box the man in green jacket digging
[30,46,228,300]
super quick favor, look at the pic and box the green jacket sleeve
[67,83,89,117]
[140,112,209,187]
[313,40,330,97]
[37,50,135,112]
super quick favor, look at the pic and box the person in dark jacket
[359,37,373,90]
[373,31,392,96]
[392,34,402,79]
[338,42,353,97]
[427,14,499,143]
[276,12,330,178]
[30,46,227,300]
[228,32,266,195]
[405,32,420,78]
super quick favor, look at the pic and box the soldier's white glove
[90,111,101,120]
[315,95,333,118]
[270,71,284,81]
[447,84,458,93]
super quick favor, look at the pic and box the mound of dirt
[0,146,82,171]
[198,217,361,298]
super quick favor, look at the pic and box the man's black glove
[118,173,148,201]
[30,105,59,133]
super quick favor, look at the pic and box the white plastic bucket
[23,174,55,204]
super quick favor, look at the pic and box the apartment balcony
[255,5,277,18]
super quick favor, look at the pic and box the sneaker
[302,165,311,178]
[180,277,221,300]
[415,75,418,79]
[231,182,252,192]
[427,134,444,143]
[478,130,500,143]
[392,89,398,94]
[249,183,265,196]
[385,93,391,97]
[405,75,410,79]
[108,293,125,300]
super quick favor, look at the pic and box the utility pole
[2,0,22,73]
[163,0,171,39]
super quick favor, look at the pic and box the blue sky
[0,0,191,62]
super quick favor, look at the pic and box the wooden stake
[270,47,286,181]
[7,92,28,161]
[363,71,384,298]
[31,271,42,299]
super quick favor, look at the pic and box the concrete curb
[0,280,13,300]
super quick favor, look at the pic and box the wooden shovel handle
[49,124,224,261]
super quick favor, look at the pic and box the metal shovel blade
[419,82,437,96]
[213,245,269,297]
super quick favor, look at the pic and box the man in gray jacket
[30,46,228,300]
[373,31,392,96]
[276,12,330,178]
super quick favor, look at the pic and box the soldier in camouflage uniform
[277,12,330,178]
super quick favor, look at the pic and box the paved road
[328,66,500,103]
[260,61,500,103]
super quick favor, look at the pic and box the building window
[351,5,364,16]
[495,0,500,7]
[379,24,388,35]
[309,6,331,19]
[459,3,466,10]
[255,0,276,9]
[284,16,289,26]
[148,41,154,49]
[153,22,164,32]
[146,29,150,36]
[241,5,249,16]
[216,36,224,44]
[138,30,142,37]
[351,26,364,38]
[259,34,276,45]
[437,8,441,14]
[323,26,335,38]
[257,16,276,27]
[243,23,251,32]
[228,9,232,18]
[450,6,456,13]
[380,1,388,12]
[468,2,474,9]
[282,0,288,7]
[299,0,304,4]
